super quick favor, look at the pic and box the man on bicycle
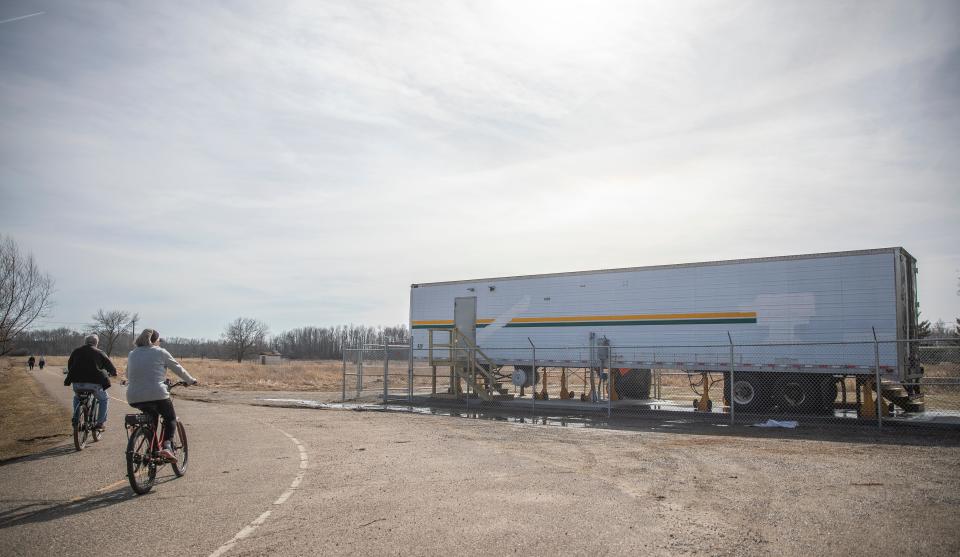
[64,334,117,431]
[126,328,197,462]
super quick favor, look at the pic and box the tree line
[13,321,410,361]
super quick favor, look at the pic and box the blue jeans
[73,383,108,425]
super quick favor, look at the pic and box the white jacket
[125,346,197,404]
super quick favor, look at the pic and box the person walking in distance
[27,355,35,370]
[38,355,46,370]
[64,335,117,431]
[126,329,197,462]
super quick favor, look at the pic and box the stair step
[881,387,907,398]
[879,384,925,413]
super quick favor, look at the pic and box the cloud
[2,0,959,336]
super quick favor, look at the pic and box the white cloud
[2,0,959,337]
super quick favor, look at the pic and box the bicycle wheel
[73,399,89,451]
[91,399,102,442]
[126,426,157,495]
[171,421,189,477]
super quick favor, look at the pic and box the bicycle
[72,390,103,451]
[124,381,190,495]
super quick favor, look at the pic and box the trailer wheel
[775,374,835,414]
[514,365,538,387]
[726,373,768,412]
[724,373,766,411]
[779,375,809,410]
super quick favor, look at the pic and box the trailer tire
[726,373,769,412]
[514,365,538,387]
[615,369,652,399]
[775,374,836,414]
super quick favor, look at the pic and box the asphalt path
[4,366,959,555]
[0,367,307,556]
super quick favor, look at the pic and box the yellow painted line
[68,479,129,502]
[96,479,127,493]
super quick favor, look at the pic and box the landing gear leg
[694,372,713,412]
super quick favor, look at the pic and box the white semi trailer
[409,247,923,413]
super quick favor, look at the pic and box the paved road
[4,367,959,556]
[0,368,305,557]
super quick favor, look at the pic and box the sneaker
[158,443,177,462]
[94,423,106,432]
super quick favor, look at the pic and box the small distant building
[259,352,283,365]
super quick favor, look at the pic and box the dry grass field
[15,355,347,390]
[14,353,960,411]
[0,358,72,462]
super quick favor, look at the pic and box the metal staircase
[880,381,924,413]
[427,328,512,401]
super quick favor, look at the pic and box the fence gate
[342,344,414,402]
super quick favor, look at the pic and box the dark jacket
[64,345,117,388]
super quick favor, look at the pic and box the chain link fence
[343,337,960,431]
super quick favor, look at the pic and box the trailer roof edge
[410,247,907,288]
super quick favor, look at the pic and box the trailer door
[896,249,921,379]
[454,297,477,358]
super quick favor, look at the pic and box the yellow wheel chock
[860,379,889,418]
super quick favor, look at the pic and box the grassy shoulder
[0,358,72,462]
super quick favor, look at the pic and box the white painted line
[273,433,307,505]
[208,427,307,557]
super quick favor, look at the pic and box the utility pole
[129,313,139,344]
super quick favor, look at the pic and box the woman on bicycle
[126,328,197,462]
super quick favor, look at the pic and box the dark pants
[130,399,178,444]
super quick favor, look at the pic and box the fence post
[873,327,882,429]
[383,342,389,406]
[528,337,536,417]
[607,348,612,419]
[653,352,659,399]
[728,332,735,425]
[341,349,347,403]
[357,344,363,397]
[408,335,414,403]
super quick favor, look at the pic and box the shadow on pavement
[0,443,78,467]
[0,487,136,529]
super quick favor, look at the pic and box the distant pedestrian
[27,355,35,370]
[38,356,46,370]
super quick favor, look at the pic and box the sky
[1,0,959,339]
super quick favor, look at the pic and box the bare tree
[90,309,133,356]
[932,319,950,337]
[0,236,55,356]
[222,317,269,363]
